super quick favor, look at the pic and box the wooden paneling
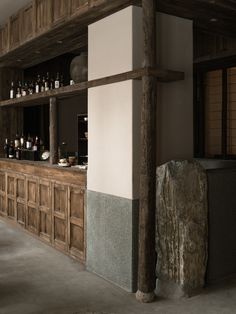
[52,0,70,24]
[20,2,35,44]
[0,171,6,215]
[53,183,67,250]
[35,0,52,35]
[68,186,85,259]
[26,178,38,234]
[70,0,89,16]
[0,23,9,55]
[17,203,25,226]
[0,160,86,262]
[9,14,20,50]
[39,180,51,242]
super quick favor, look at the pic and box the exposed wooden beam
[136,0,157,303]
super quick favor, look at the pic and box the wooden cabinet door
[52,0,70,25]
[20,2,35,44]
[16,175,26,227]
[26,177,39,234]
[68,185,86,261]
[0,171,6,215]
[52,183,68,251]
[6,174,15,219]
[35,0,52,35]
[39,180,52,243]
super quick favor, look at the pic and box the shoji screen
[204,70,222,157]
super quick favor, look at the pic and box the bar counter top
[0,158,86,186]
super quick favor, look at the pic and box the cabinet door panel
[35,0,52,34]
[52,0,69,24]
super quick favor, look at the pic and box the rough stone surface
[155,160,208,298]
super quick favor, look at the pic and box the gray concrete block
[86,190,139,292]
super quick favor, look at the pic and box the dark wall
[58,93,87,154]
[206,167,236,283]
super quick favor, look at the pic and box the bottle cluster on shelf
[9,72,75,99]
[4,133,42,161]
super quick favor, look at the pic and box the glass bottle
[4,138,9,158]
[26,134,32,150]
[16,81,22,98]
[10,81,15,99]
[8,141,15,159]
[20,133,25,149]
[35,75,41,93]
[55,72,60,89]
[14,133,20,148]
[45,72,50,91]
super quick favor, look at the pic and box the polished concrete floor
[1,218,236,314]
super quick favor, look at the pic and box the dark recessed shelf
[0,67,184,108]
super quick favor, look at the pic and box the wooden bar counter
[0,158,86,262]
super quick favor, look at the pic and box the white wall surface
[88,6,142,199]
[88,6,193,198]
[0,0,31,26]
[156,14,193,165]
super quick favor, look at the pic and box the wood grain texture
[49,97,58,165]
[137,0,157,300]
[0,159,86,262]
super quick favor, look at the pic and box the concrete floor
[1,219,236,314]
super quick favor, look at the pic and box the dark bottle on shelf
[21,82,28,97]
[45,72,50,91]
[4,138,9,158]
[41,77,45,92]
[8,141,15,159]
[55,72,60,89]
[35,75,41,93]
[32,136,40,151]
[14,133,20,149]
[20,133,25,149]
[16,81,22,98]
[15,146,21,160]
[50,76,54,90]
[28,82,34,95]
[60,75,64,87]
[10,81,15,99]
[26,134,32,150]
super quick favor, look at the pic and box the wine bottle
[15,147,21,160]
[16,81,22,98]
[55,72,60,89]
[10,81,15,99]
[26,134,32,150]
[45,72,50,91]
[41,77,45,92]
[32,136,40,151]
[35,75,41,94]
[14,133,20,148]
[3,138,9,158]
[21,82,28,97]
[20,133,25,149]
[60,75,64,87]
[8,141,15,159]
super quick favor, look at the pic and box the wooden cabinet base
[0,159,86,263]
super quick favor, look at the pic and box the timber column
[49,97,58,164]
[136,0,157,303]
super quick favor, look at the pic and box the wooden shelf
[0,67,184,108]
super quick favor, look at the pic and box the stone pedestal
[155,160,208,298]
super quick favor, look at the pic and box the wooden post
[136,0,157,303]
[49,96,58,164]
